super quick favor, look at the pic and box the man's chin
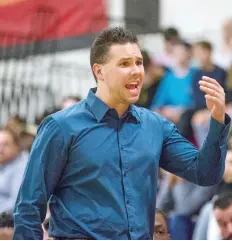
[127,96,139,104]
[126,92,141,104]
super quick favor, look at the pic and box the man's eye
[121,62,128,67]
[136,61,143,65]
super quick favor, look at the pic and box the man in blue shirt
[13,27,230,240]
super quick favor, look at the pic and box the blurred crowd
[2,18,232,240]
[0,96,81,240]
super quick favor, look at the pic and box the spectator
[157,172,216,239]
[154,209,170,240]
[193,40,227,110]
[0,228,13,240]
[213,192,232,240]
[189,40,227,146]
[227,128,232,150]
[0,212,14,228]
[36,108,60,125]
[0,127,28,214]
[0,212,14,240]
[155,27,180,69]
[136,50,165,108]
[61,96,81,110]
[193,150,232,239]
[157,173,216,216]
[151,40,196,123]
[20,124,37,152]
[6,115,25,136]
[213,18,232,70]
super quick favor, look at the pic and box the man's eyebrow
[119,57,143,61]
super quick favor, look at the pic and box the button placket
[118,121,137,235]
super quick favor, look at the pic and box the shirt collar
[128,104,142,123]
[86,88,141,123]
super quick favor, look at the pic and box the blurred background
[1,0,232,239]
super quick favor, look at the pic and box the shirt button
[121,145,124,150]
[126,200,130,205]
[124,172,127,177]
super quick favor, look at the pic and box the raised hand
[199,76,225,124]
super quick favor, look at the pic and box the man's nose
[131,64,141,75]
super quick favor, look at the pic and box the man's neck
[95,87,129,118]
[176,62,189,69]
[201,62,214,71]
[173,63,190,77]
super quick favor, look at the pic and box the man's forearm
[13,208,43,240]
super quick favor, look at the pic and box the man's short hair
[213,192,232,210]
[173,39,192,51]
[162,27,179,41]
[194,41,213,51]
[155,208,168,223]
[0,213,14,228]
[90,26,139,82]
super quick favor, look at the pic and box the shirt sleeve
[159,114,231,186]
[13,116,68,240]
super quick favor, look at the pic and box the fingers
[199,76,225,103]
[202,76,224,91]
[199,84,225,103]
[199,81,225,95]
[200,86,224,102]
[200,76,225,123]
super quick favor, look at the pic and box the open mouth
[125,81,140,97]
[125,82,139,90]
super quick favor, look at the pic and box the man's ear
[93,63,104,81]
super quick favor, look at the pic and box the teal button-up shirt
[14,88,230,240]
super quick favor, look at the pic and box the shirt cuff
[206,114,231,144]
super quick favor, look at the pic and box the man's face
[164,40,174,54]
[96,43,144,105]
[214,205,232,239]
[153,213,170,240]
[223,151,232,183]
[193,45,211,67]
[0,131,19,164]
[172,44,191,66]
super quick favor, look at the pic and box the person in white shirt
[0,126,28,214]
